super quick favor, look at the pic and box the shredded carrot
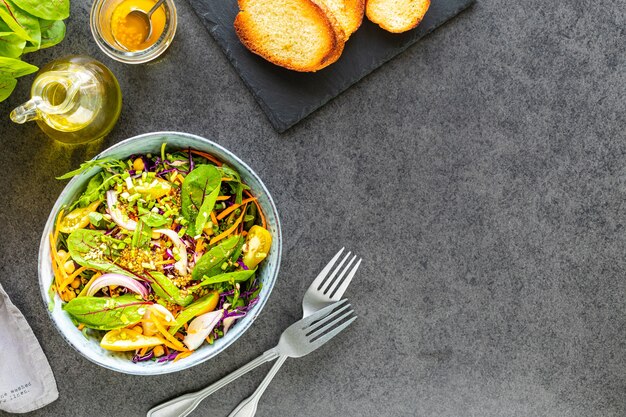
[53,209,64,243]
[209,206,247,245]
[189,150,223,166]
[59,266,88,291]
[183,323,189,331]
[217,197,256,221]
[173,351,192,362]
[139,347,149,356]
[163,345,170,356]
[151,316,188,351]
[216,195,230,201]
[195,238,205,254]
[244,190,266,228]
[210,210,218,226]
[77,323,85,331]
[221,177,234,182]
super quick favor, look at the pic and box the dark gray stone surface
[0,0,624,416]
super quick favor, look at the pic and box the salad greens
[51,145,272,364]
[0,0,69,102]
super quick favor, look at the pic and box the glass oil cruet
[10,55,122,144]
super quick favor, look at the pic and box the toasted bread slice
[235,0,341,72]
[366,0,430,33]
[308,0,347,70]
[316,0,365,37]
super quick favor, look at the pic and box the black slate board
[187,0,475,132]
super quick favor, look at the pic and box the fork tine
[326,255,358,299]
[308,316,357,349]
[329,258,361,300]
[300,299,348,328]
[307,307,354,340]
[308,248,344,292]
[319,251,351,292]
[305,302,352,335]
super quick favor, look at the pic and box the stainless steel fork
[227,248,362,417]
[146,299,356,417]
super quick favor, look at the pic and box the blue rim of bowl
[38,131,282,375]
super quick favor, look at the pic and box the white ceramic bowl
[38,132,282,375]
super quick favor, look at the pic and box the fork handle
[147,349,279,417]
[227,355,289,417]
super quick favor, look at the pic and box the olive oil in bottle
[10,55,122,144]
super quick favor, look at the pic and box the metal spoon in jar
[127,0,166,43]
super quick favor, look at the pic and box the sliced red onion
[183,310,224,350]
[106,191,137,231]
[86,273,149,298]
[223,313,246,335]
[155,228,188,275]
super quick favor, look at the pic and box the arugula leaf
[0,56,36,77]
[0,75,16,101]
[192,235,241,280]
[181,165,222,236]
[57,157,126,179]
[0,0,40,45]
[67,229,135,278]
[63,294,150,330]
[147,271,193,306]
[192,270,255,289]
[11,0,69,21]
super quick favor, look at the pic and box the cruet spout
[10,98,41,124]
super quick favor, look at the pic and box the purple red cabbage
[157,351,180,363]
[132,350,154,363]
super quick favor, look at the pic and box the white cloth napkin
[0,282,58,414]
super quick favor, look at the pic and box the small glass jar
[90,0,177,64]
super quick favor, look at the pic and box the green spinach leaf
[192,235,241,280]
[11,0,69,21]
[0,33,25,57]
[0,75,16,101]
[168,292,219,334]
[181,165,222,237]
[24,19,64,52]
[192,270,255,289]
[131,219,151,249]
[63,294,150,330]
[0,56,37,77]
[147,271,193,307]
[0,0,40,45]
[140,211,170,228]
[67,229,135,277]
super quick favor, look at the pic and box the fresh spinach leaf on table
[11,0,70,21]
[0,0,40,45]
[0,56,37,77]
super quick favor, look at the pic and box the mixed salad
[49,144,272,363]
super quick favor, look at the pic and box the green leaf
[0,0,40,44]
[38,19,65,49]
[57,157,126,179]
[0,33,25,57]
[11,0,69,21]
[181,165,222,237]
[192,235,241,280]
[147,271,193,307]
[0,56,37,78]
[67,229,136,277]
[168,292,219,335]
[131,219,152,249]
[63,295,151,330]
[0,76,16,102]
[192,270,255,289]
[218,165,248,204]
[139,211,170,228]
